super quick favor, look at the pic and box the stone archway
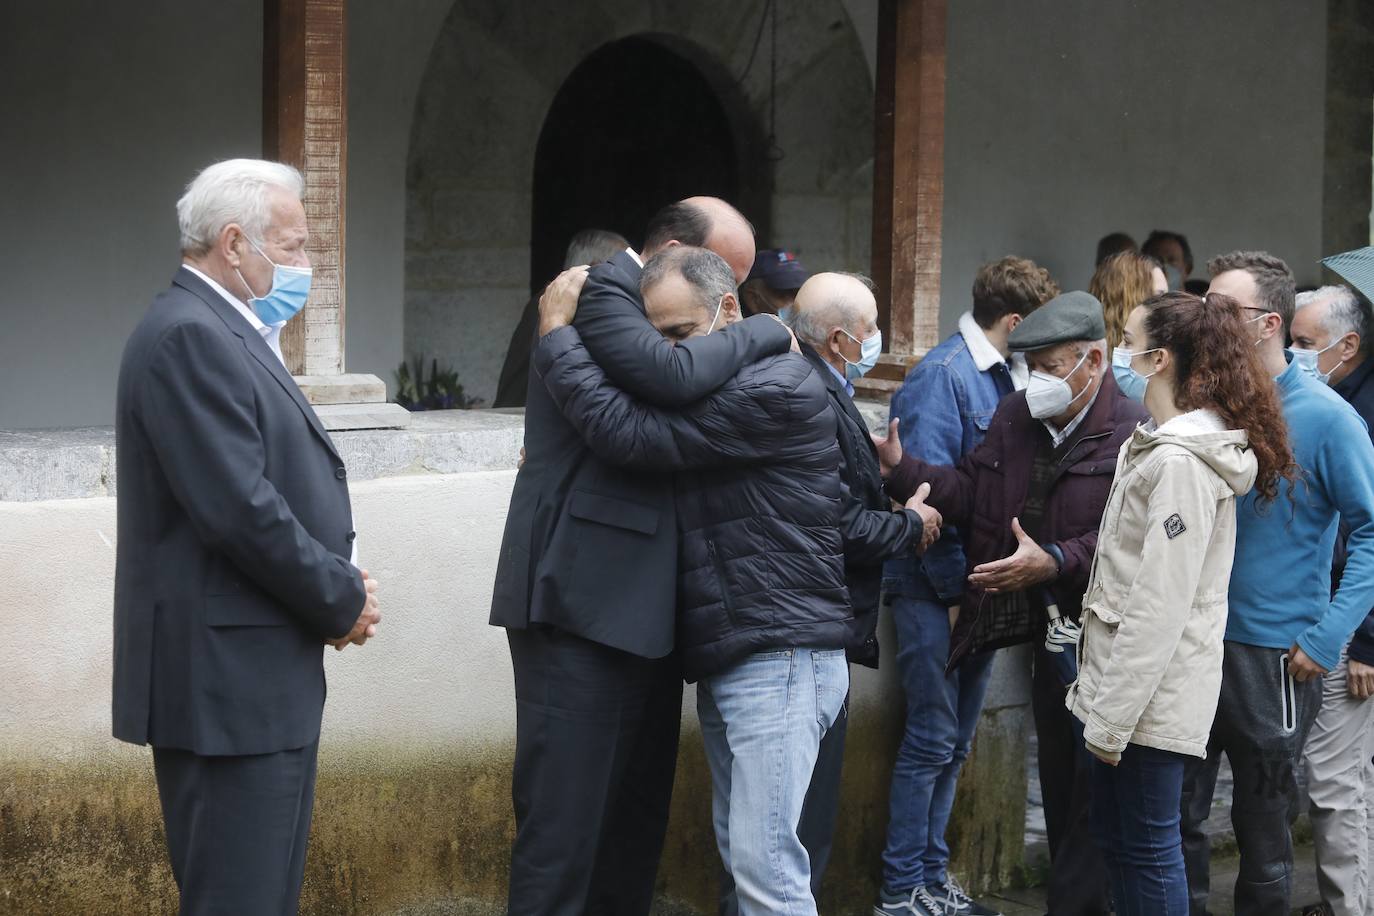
[404,0,874,406]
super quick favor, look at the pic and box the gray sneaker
[928,876,1003,916]
[874,884,944,916]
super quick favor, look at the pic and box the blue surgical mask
[1163,264,1185,292]
[237,237,311,324]
[1111,345,1163,403]
[777,305,793,325]
[841,328,883,381]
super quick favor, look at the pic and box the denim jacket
[883,314,1017,602]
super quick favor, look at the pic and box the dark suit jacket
[112,266,366,756]
[489,250,793,658]
[800,344,922,666]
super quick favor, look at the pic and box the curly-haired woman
[1067,291,1298,914]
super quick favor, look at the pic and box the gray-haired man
[1293,283,1374,916]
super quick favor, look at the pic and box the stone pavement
[982,845,1322,915]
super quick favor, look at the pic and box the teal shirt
[1227,355,1374,670]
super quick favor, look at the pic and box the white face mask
[1025,349,1092,419]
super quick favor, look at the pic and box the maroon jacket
[887,371,1147,668]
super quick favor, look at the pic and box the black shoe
[928,876,1003,916]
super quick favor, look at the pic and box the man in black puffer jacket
[534,245,941,916]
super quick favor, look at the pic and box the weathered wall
[7,461,1030,914]
[939,0,1331,323]
[402,0,875,406]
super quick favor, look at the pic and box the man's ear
[1340,332,1362,361]
[220,223,245,268]
[1005,313,1023,334]
[721,292,742,319]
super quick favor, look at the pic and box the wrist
[538,317,568,338]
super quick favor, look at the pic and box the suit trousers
[506,626,683,916]
[1032,643,1112,916]
[152,739,319,916]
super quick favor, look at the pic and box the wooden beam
[870,0,946,356]
[263,0,347,376]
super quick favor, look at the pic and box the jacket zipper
[707,541,740,626]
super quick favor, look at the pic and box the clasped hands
[329,568,382,652]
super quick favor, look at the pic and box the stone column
[264,0,408,429]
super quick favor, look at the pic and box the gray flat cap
[1008,290,1106,352]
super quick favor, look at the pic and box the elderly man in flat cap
[873,291,1146,916]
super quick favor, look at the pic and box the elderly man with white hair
[113,158,381,915]
[1293,283,1374,916]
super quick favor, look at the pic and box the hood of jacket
[1125,409,1257,497]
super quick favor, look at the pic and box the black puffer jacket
[535,324,853,680]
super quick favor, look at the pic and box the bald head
[642,196,756,284]
[793,272,880,375]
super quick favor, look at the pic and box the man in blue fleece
[1179,251,1374,916]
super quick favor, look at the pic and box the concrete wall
[0,0,262,430]
[938,0,1330,325]
[3,464,939,913]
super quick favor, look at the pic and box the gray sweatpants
[1303,650,1374,916]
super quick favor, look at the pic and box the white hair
[1296,285,1368,346]
[176,159,305,256]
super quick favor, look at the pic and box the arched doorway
[529,36,743,292]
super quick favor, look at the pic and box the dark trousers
[152,739,319,916]
[1032,643,1111,916]
[1180,641,1322,916]
[507,626,683,916]
[1092,744,1190,916]
[716,691,849,916]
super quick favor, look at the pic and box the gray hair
[1297,285,1369,349]
[640,246,736,315]
[176,159,305,256]
[792,272,877,347]
[563,229,629,270]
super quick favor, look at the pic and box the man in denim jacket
[875,257,1057,916]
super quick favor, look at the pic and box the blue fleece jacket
[1227,356,1374,671]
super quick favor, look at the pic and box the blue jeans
[698,648,849,916]
[1091,744,1189,916]
[881,595,997,891]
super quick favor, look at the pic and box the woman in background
[1091,250,1168,350]
[1068,291,1298,914]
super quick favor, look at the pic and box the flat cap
[1008,290,1106,352]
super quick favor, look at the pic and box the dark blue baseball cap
[747,248,809,291]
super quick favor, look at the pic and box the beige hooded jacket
[1067,409,1258,762]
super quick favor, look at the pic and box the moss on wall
[0,702,898,916]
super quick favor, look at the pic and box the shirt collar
[1041,383,1101,447]
[822,357,854,397]
[960,311,1029,389]
[626,247,644,268]
[182,263,287,365]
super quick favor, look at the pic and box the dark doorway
[530,36,742,292]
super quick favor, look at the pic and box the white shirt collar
[959,311,1029,389]
[182,263,287,366]
[626,247,644,268]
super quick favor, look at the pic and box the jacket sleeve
[1083,454,1219,760]
[886,444,983,530]
[1050,530,1099,595]
[836,433,922,563]
[535,325,784,470]
[1297,405,1374,672]
[894,361,969,600]
[138,322,365,640]
[573,268,792,407]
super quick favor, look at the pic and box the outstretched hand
[871,417,903,478]
[967,518,1057,593]
[537,265,590,337]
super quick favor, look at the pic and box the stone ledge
[0,410,523,503]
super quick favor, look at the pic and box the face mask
[777,305,793,325]
[1025,349,1092,419]
[1111,345,1164,403]
[840,328,883,381]
[704,296,725,335]
[1163,264,1184,292]
[1291,340,1345,385]
[237,237,311,324]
